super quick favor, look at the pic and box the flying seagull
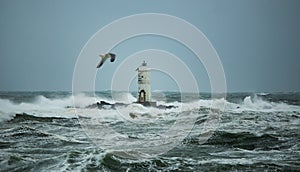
[96,53,116,68]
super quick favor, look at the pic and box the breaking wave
[226,95,300,112]
[0,92,299,123]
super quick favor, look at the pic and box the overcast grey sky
[0,0,299,92]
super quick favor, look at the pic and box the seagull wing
[96,59,104,68]
[96,55,108,68]
[109,53,116,62]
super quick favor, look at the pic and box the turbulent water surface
[0,91,299,171]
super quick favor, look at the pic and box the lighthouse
[136,61,156,106]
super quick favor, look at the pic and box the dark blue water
[0,92,299,171]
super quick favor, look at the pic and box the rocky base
[86,100,177,110]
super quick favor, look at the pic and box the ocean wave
[1,92,299,171]
[225,95,300,113]
[185,131,290,151]
[0,92,299,123]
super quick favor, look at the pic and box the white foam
[111,92,137,104]
[257,92,270,96]
[0,93,96,121]
[227,95,300,113]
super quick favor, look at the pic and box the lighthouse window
[141,76,143,78]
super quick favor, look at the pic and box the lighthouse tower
[136,61,155,106]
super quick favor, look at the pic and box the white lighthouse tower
[136,61,155,106]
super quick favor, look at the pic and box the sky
[0,0,299,92]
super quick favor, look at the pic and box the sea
[0,91,299,171]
